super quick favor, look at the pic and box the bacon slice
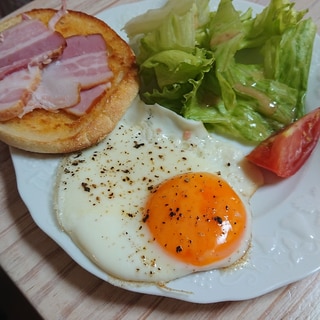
[22,34,113,115]
[0,18,66,80]
[0,67,41,121]
[48,0,68,30]
[64,83,110,116]
[20,77,81,117]
[43,34,113,89]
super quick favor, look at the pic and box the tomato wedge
[246,107,320,178]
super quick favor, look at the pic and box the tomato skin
[246,107,320,178]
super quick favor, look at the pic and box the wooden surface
[1,0,320,319]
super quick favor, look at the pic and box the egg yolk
[144,172,248,267]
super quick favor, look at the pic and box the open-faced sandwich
[0,2,138,153]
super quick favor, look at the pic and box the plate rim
[9,0,320,303]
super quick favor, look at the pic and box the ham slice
[0,19,66,80]
[22,34,113,114]
[0,67,41,121]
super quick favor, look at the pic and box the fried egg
[54,98,263,283]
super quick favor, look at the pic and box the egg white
[54,97,263,283]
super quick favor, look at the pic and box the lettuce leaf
[139,48,214,113]
[124,0,316,143]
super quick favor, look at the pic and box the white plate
[10,0,320,303]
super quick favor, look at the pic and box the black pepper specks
[214,216,223,224]
[169,211,176,218]
[143,213,149,223]
[81,182,90,192]
[176,245,183,253]
[133,141,145,149]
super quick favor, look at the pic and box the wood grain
[1,0,320,319]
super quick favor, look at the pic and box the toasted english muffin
[0,9,138,153]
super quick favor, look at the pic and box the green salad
[124,0,317,143]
